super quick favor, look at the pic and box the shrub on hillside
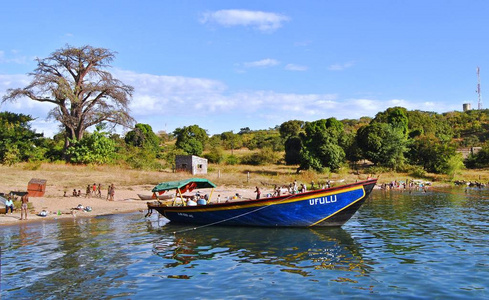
[240,148,281,166]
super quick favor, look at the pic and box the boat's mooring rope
[166,193,298,234]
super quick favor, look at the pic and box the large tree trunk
[63,126,79,162]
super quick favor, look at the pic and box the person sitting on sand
[72,189,77,197]
[77,190,81,197]
[20,193,29,220]
[5,196,14,214]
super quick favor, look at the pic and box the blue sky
[1,0,488,137]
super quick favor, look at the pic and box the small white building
[175,155,208,175]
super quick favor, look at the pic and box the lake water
[1,188,488,299]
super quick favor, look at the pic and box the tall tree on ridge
[2,45,135,158]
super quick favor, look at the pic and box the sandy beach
[0,182,258,226]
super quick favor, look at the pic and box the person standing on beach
[97,183,102,198]
[255,186,261,200]
[92,183,97,196]
[85,185,91,198]
[20,193,29,220]
[110,184,115,201]
[107,185,111,201]
[5,196,14,214]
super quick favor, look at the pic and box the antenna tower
[477,66,482,109]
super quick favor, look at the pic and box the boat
[146,178,377,227]
[137,193,173,201]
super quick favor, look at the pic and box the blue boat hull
[148,179,377,227]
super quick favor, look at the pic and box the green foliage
[342,132,362,163]
[462,135,480,147]
[125,123,160,153]
[157,144,187,169]
[409,166,427,178]
[123,147,163,170]
[66,129,116,164]
[244,130,284,151]
[442,154,465,178]
[220,131,243,150]
[174,125,208,156]
[465,142,489,169]
[279,120,305,139]
[408,135,458,173]
[204,147,225,164]
[284,136,302,165]
[3,145,21,166]
[356,122,407,170]
[299,118,346,172]
[0,112,43,164]
[241,148,281,165]
[225,155,240,165]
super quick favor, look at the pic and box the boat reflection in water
[150,224,370,278]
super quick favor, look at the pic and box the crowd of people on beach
[65,183,116,201]
[379,179,430,192]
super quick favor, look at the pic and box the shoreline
[0,184,258,226]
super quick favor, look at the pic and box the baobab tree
[2,44,135,156]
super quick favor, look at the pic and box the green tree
[2,45,134,157]
[299,118,346,172]
[204,146,225,164]
[220,131,243,150]
[245,130,283,151]
[279,120,305,139]
[174,125,208,156]
[356,122,407,170]
[66,125,116,164]
[374,107,409,136]
[284,136,302,165]
[125,123,160,153]
[407,135,459,173]
[0,112,43,164]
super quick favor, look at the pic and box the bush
[2,145,21,166]
[241,148,281,166]
[409,166,426,178]
[226,155,240,165]
[204,147,225,164]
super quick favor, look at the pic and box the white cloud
[285,64,308,71]
[243,58,280,68]
[0,70,465,136]
[0,50,29,65]
[200,9,289,33]
[114,69,230,115]
[0,73,55,114]
[328,61,355,71]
